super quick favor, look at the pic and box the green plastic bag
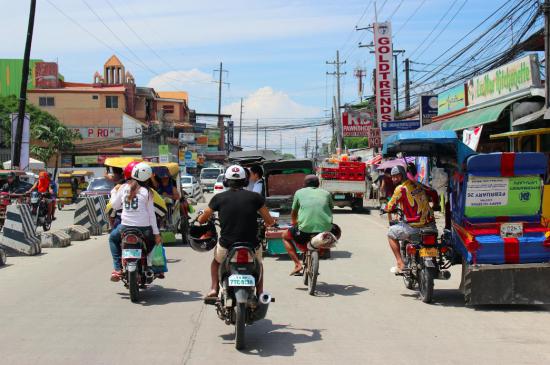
[188,205,195,214]
[151,245,165,267]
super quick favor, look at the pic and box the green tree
[344,137,369,149]
[0,95,80,175]
[281,153,295,159]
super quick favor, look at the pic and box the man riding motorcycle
[197,165,275,298]
[386,165,439,274]
[1,172,21,193]
[282,175,335,275]
[27,171,55,220]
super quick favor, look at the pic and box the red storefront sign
[342,111,373,137]
[374,22,394,125]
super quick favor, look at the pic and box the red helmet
[123,161,140,180]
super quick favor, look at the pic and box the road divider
[0,204,42,255]
[73,198,103,236]
[63,225,91,241]
[40,230,71,248]
[94,195,110,233]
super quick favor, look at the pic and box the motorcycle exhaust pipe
[251,292,272,321]
[145,269,155,283]
[437,270,451,280]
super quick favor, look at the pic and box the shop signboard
[159,144,170,163]
[367,128,381,148]
[437,84,466,116]
[178,148,185,165]
[178,132,195,144]
[61,155,73,167]
[374,22,394,126]
[465,176,541,217]
[74,155,98,165]
[467,54,540,107]
[342,110,373,137]
[70,127,122,139]
[207,130,220,146]
[196,135,208,145]
[420,94,438,125]
[194,123,207,133]
[380,120,421,143]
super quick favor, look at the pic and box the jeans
[109,224,122,270]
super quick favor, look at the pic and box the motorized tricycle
[383,130,550,305]
[56,171,74,210]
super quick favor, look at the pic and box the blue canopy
[382,130,476,165]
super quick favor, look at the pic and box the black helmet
[331,223,342,240]
[189,221,218,252]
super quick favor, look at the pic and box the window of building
[106,95,119,109]
[162,105,174,114]
[38,96,55,107]
[92,95,99,100]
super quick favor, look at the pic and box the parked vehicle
[79,177,114,198]
[120,228,157,303]
[56,172,74,210]
[72,170,94,198]
[204,238,274,350]
[383,130,550,305]
[181,174,201,197]
[30,191,52,231]
[0,192,26,230]
[199,167,224,192]
[319,158,366,211]
[213,174,226,195]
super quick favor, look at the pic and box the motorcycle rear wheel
[303,254,309,286]
[419,267,436,304]
[308,251,319,296]
[129,271,140,303]
[235,303,246,350]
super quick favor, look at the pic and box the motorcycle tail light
[231,248,254,264]
[124,234,139,244]
[440,246,448,253]
[406,244,416,256]
[422,235,437,245]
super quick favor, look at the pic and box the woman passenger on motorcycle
[109,162,162,281]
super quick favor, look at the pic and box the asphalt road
[1,196,550,365]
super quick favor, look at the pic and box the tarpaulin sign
[465,176,541,217]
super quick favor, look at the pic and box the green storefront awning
[421,98,517,131]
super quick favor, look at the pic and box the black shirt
[209,188,265,249]
[1,182,19,193]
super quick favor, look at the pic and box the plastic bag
[149,245,168,272]
[188,204,195,214]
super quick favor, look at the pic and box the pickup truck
[319,160,366,211]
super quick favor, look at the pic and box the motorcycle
[120,228,157,303]
[389,208,452,303]
[30,192,52,231]
[205,244,274,350]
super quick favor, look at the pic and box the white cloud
[147,69,214,90]
[223,87,321,120]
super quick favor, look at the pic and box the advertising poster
[341,110,373,137]
[462,126,483,151]
[437,84,466,116]
[420,95,438,125]
[465,176,541,217]
[416,157,429,185]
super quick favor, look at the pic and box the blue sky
[2,0,521,153]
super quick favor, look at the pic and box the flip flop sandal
[290,269,304,276]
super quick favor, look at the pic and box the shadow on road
[118,287,202,306]
[333,208,372,215]
[330,250,352,259]
[220,320,323,357]
[401,289,550,312]
[296,283,368,297]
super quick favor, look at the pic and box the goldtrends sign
[374,22,394,125]
[467,54,540,107]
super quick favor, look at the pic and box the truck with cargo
[319,159,366,211]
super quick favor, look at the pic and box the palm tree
[33,124,80,179]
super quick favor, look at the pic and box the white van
[199,167,224,192]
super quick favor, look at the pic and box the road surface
[1,197,549,364]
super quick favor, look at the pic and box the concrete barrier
[40,230,71,248]
[0,246,6,266]
[0,204,41,255]
[93,195,110,233]
[192,186,206,203]
[73,198,102,236]
[63,225,91,241]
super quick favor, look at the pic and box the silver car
[181,175,201,197]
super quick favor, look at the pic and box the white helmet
[224,165,246,180]
[131,162,153,182]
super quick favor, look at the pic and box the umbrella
[376,157,415,171]
[367,154,382,165]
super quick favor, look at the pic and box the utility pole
[238,98,243,146]
[315,128,319,159]
[256,119,259,150]
[393,50,405,114]
[264,128,267,149]
[214,62,229,151]
[404,58,411,110]
[327,50,346,152]
[279,133,282,154]
[304,139,309,158]
[294,136,297,157]
[13,0,36,169]
[354,68,366,102]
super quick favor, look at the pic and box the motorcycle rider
[109,162,163,282]
[27,171,55,220]
[386,165,439,274]
[1,172,21,193]
[197,165,275,298]
[282,175,334,275]
[248,164,265,196]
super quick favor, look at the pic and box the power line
[388,0,406,21]
[393,0,428,37]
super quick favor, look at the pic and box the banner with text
[374,22,394,126]
[342,110,373,137]
[380,120,421,142]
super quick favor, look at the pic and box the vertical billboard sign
[420,94,438,125]
[374,22,394,127]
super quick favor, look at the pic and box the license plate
[228,274,255,287]
[122,249,142,259]
[501,223,523,238]
[334,194,346,200]
[419,247,438,257]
